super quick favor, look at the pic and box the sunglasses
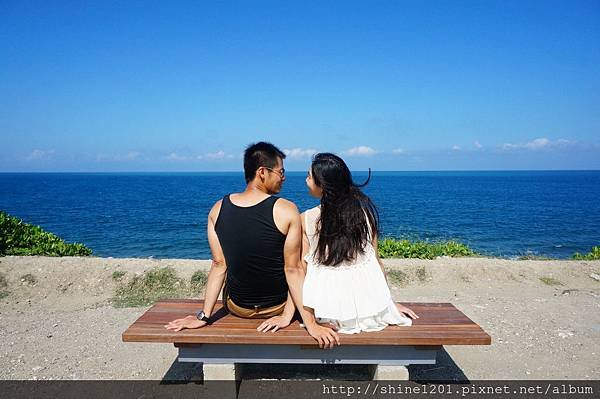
[264,167,285,177]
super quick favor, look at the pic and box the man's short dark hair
[244,142,286,183]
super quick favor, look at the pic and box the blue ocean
[1,171,599,259]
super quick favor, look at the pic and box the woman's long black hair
[311,153,379,266]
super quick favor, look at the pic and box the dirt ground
[0,256,599,381]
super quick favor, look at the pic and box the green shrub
[378,238,476,259]
[0,211,92,256]
[572,246,600,260]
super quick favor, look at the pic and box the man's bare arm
[202,200,228,317]
[165,200,227,331]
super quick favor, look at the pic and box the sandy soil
[0,256,599,381]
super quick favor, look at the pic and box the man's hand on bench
[164,315,207,331]
[256,314,293,333]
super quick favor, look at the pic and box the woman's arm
[372,232,388,282]
[283,207,340,348]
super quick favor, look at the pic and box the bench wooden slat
[122,300,491,346]
[134,303,476,324]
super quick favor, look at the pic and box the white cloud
[164,152,190,161]
[206,150,226,159]
[197,150,233,160]
[392,148,405,155]
[25,149,55,161]
[283,148,318,159]
[126,151,141,160]
[452,145,461,151]
[474,141,483,149]
[96,151,145,162]
[196,150,235,161]
[502,137,574,151]
[343,146,377,157]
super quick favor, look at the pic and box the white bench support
[177,344,439,381]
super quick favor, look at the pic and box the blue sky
[1,1,599,172]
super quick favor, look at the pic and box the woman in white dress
[300,153,418,334]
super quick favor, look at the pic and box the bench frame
[122,300,490,388]
[175,343,441,381]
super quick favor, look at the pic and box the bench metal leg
[369,364,409,380]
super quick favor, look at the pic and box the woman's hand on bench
[398,304,419,319]
[164,315,208,331]
[305,322,340,349]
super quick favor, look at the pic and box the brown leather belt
[225,296,286,319]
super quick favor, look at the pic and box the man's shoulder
[273,197,299,214]
[208,198,224,220]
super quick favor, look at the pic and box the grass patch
[378,238,476,259]
[190,270,208,294]
[572,246,600,260]
[386,269,410,287]
[517,254,555,261]
[0,210,92,256]
[19,273,36,285]
[112,268,210,307]
[112,267,186,308]
[386,267,431,286]
[112,270,126,280]
[415,266,429,283]
[539,276,563,286]
[0,272,9,298]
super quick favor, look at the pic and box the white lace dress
[302,206,412,334]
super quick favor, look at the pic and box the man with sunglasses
[165,142,340,349]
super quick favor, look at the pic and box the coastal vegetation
[112,267,208,307]
[572,246,600,260]
[1,211,596,261]
[0,211,92,257]
[378,238,476,259]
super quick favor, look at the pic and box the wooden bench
[122,299,490,383]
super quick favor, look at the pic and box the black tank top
[214,194,288,308]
